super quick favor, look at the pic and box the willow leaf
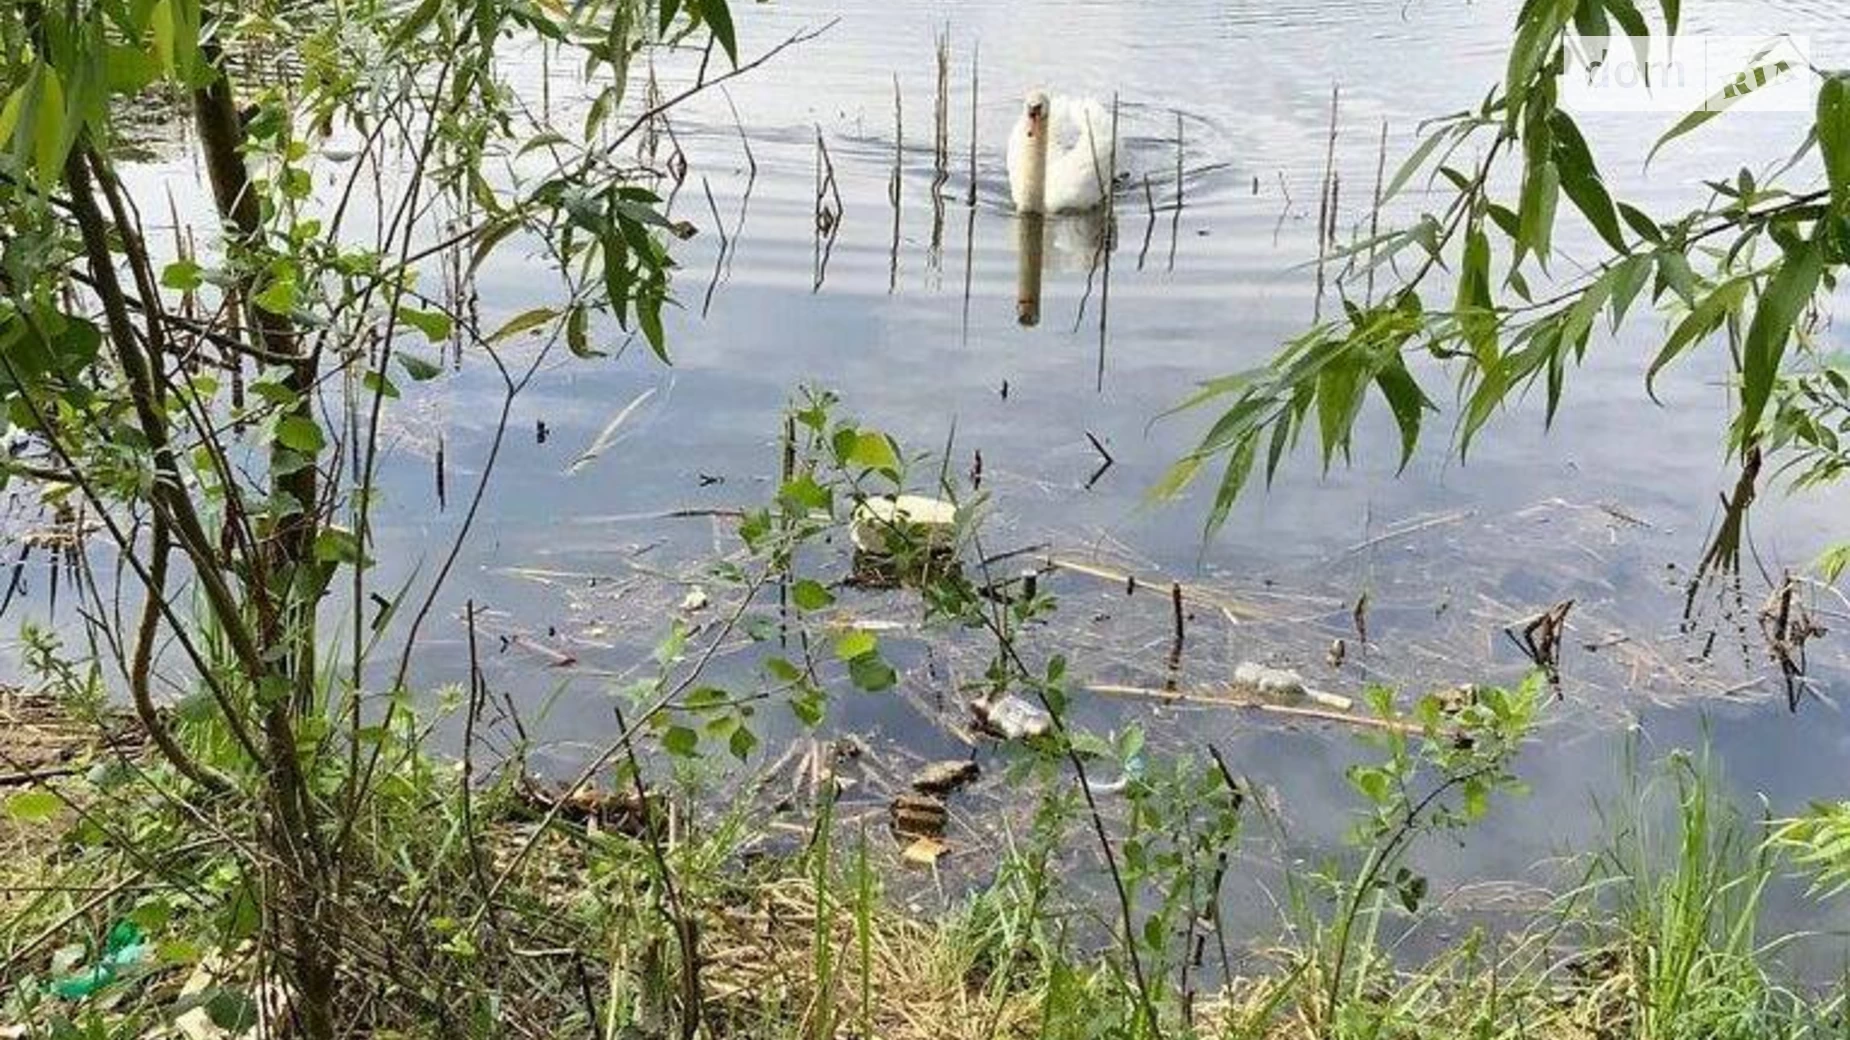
[1741,239,1823,438]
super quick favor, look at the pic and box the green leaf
[1819,74,1850,216]
[468,217,522,276]
[1571,0,1609,40]
[161,260,204,291]
[1816,543,1850,582]
[791,579,835,611]
[398,354,443,381]
[845,431,901,474]
[1460,359,1509,457]
[0,81,26,149]
[1456,226,1497,362]
[1202,434,1257,536]
[1149,454,1204,501]
[565,305,602,359]
[1616,204,1661,246]
[1463,777,1490,820]
[249,378,296,409]
[847,652,897,692]
[1607,254,1653,330]
[1740,238,1823,438]
[275,415,325,453]
[1374,356,1433,471]
[833,628,877,661]
[663,725,699,757]
[1601,0,1653,77]
[1505,0,1573,124]
[313,528,365,565]
[1347,765,1392,805]
[151,0,177,73]
[1382,128,1448,204]
[253,278,297,316]
[1655,250,1698,305]
[396,307,452,343]
[205,991,258,1034]
[653,620,689,667]
[778,473,831,512]
[728,724,758,761]
[1548,111,1627,251]
[699,0,738,65]
[1516,158,1561,261]
[637,290,668,363]
[5,789,60,822]
[790,687,825,727]
[362,371,400,400]
[389,0,445,48]
[487,307,558,343]
[128,899,174,934]
[1314,352,1365,468]
[32,65,68,184]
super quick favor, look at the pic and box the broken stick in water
[1086,683,1422,735]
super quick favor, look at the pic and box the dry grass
[698,874,1035,1040]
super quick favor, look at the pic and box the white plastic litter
[1233,661,1354,711]
[974,693,1053,740]
[849,495,957,555]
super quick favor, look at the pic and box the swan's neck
[1021,117,1050,213]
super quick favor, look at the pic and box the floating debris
[849,494,958,556]
[680,587,710,612]
[1506,599,1574,689]
[901,835,948,867]
[514,777,658,837]
[910,759,978,794]
[1232,661,1354,712]
[971,693,1052,740]
[1433,684,1481,715]
[889,792,948,838]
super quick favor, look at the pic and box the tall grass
[1587,749,1837,1040]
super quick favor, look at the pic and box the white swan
[1007,90,1115,214]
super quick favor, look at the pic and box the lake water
[12,0,1850,969]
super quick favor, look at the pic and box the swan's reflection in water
[1014,210,1109,327]
[1015,213,1045,326]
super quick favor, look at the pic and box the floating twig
[966,43,979,207]
[1505,599,1574,689]
[1138,173,1157,270]
[1168,110,1184,271]
[813,126,843,292]
[1096,92,1119,394]
[568,387,659,475]
[1083,430,1115,490]
[1043,555,1263,623]
[1313,84,1340,321]
[1342,508,1475,555]
[721,87,756,179]
[1366,119,1387,304]
[890,75,903,293]
[1086,683,1423,735]
[700,176,729,317]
